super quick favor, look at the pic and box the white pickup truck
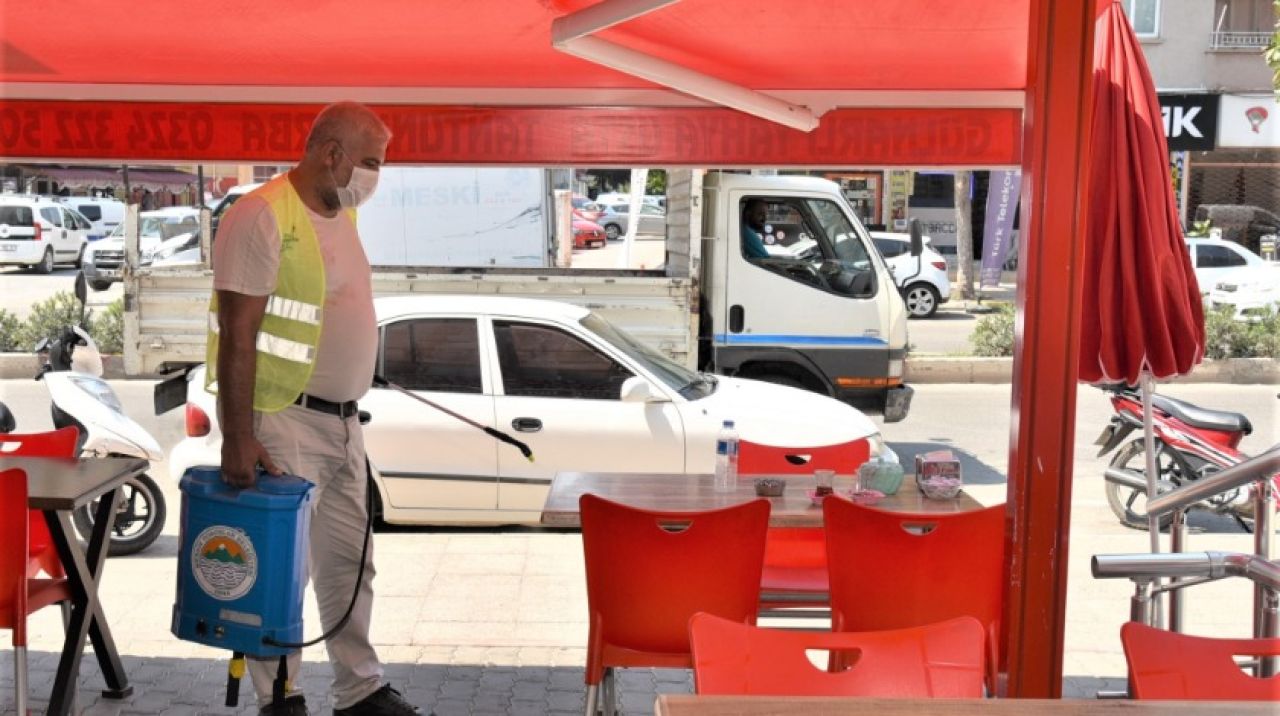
[132,170,914,421]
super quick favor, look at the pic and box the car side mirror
[620,376,669,404]
[0,402,15,433]
[909,219,924,258]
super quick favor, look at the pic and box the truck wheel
[903,283,940,318]
[604,224,621,240]
[90,279,113,291]
[35,248,55,274]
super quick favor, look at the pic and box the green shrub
[969,303,1016,357]
[0,308,22,352]
[17,291,90,352]
[1203,304,1280,359]
[91,298,124,355]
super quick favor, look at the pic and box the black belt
[294,393,359,418]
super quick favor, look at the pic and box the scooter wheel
[72,472,167,556]
[1105,440,1176,532]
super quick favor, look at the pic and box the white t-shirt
[212,190,377,403]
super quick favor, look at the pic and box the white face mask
[331,144,380,208]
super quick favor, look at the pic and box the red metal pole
[1003,0,1098,698]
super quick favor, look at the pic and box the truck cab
[700,173,912,421]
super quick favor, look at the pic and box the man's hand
[221,432,282,488]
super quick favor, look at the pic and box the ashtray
[754,478,786,497]
[807,487,837,506]
[919,477,963,500]
[847,488,885,505]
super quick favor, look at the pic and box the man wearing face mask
[207,102,421,716]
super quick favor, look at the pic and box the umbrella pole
[1141,371,1164,626]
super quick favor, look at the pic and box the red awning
[1,1,1031,166]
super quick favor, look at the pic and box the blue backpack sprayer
[173,375,533,708]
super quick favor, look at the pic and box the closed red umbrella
[1080,3,1204,549]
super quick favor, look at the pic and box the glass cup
[814,469,835,497]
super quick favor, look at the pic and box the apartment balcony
[1209,31,1272,50]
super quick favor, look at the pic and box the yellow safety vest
[204,174,352,412]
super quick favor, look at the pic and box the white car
[0,195,92,273]
[595,203,666,240]
[170,295,892,525]
[82,207,200,290]
[1185,237,1276,299]
[57,196,125,241]
[870,232,952,318]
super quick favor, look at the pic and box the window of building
[1123,0,1160,38]
[1211,0,1273,47]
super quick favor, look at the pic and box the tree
[1268,2,1280,96]
[954,171,975,300]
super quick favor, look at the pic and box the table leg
[44,487,134,716]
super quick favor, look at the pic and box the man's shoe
[259,695,308,716]
[334,684,422,716]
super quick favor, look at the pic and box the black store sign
[1157,93,1219,151]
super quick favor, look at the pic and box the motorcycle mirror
[909,219,924,257]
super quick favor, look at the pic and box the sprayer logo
[192,526,258,601]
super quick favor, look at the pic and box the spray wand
[372,375,534,462]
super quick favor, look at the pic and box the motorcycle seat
[1151,394,1252,436]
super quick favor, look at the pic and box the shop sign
[1217,94,1280,148]
[1157,93,1218,151]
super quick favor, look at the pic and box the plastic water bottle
[714,420,739,492]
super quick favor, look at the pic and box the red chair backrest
[0,467,31,616]
[690,612,986,697]
[738,439,870,476]
[1,427,79,576]
[823,497,1005,676]
[580,494,770,656]
[1122,621,1280,700]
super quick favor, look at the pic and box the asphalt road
[0,264,122,320]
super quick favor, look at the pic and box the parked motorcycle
[7,274,167,555]
[1096,385,1271,531]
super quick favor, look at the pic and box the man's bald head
[304,102,391,158]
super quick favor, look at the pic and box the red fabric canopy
[1078,2,1204,386]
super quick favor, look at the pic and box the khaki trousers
[248,404,383,709]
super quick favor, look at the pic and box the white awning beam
[551,0,821,132]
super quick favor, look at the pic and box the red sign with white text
[0,101,1021,167]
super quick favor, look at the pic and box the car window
[76,205,103,222]
[493,320,633,400]
[639,204,664,216]
[873,238,906,257]
[1196,244,1246,268]
[40,207,63,226]
[0,206,34,226]
[68,209,91,230]
[380,318,482,393]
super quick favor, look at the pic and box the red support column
[1003,0,1098,698]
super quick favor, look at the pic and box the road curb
[906,356,1279,384]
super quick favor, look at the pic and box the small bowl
[848,488,885,505]
[807,487,836,506]
[919,477,963,500]
[754,478,786,497]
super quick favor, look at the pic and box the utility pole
[954,171,975,300]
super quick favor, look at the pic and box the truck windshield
[580,313,711,398]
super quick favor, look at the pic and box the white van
[57,197,125,241]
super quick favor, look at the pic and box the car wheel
[90,279,113,291]
[604,224,621,240]
[73,244,86,269]
[903,282,940,318]
[35,248,55,275]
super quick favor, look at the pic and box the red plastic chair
[1121,622,1280,700]
[0,426,80,578]
[579,493,771,716]
[1,467,73,715]
[689,612,986,698]
[823,497,1005,690]
[738,440,870,609]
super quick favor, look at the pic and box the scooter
[15,274,167,555]
[1095,385,1274,532]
